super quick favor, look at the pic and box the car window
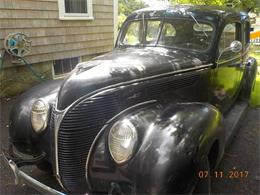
[219,23,237,52]
[122,21,142,46]
[119,19,214,51]
[158,20,214,51]
[158,23,176,46]
[146,20,161,44]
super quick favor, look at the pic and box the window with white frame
[58,0,93,20]
[53,57,80,78]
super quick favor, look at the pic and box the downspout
[113,0,118,45]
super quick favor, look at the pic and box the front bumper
[2,152,66,195]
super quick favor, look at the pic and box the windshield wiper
[188,12,208,39]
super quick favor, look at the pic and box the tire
[193,156,211,195]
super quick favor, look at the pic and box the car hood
[57,47,210,110]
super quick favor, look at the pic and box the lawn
[249,50,260,107]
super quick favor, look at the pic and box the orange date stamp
[198,170,249,179]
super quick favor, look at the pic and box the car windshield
[119,19,214,51]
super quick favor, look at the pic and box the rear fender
[240,57,257,99]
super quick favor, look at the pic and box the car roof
[128,4,249,22]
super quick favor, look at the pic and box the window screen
[64,0,88,13]
[54,57,79,76]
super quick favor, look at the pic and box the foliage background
[118,0,260,28]
[118,0,148,29]
[173,0,260,12]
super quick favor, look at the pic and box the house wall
[0,0,115,98]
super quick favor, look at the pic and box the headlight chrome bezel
[31,98,49,133]
[108,119,138,164]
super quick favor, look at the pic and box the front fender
[129,103,223,194]
[89,102,224,194]
[9,79,63,154]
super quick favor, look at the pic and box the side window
[163,23,176,37]
[122,21,141,46]
[219,23,241,52]
[146,20,161,44]
[158,22,176,46]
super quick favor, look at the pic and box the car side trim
[55,63,213,113]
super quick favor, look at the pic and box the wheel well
[208,140,219,170]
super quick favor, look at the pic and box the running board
[223,101,248,148]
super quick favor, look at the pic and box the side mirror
[230,40,242,53]
[216,40,242,66]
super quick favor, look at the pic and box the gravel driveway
[1,97,259,194]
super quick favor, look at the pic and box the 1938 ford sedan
[3,5,257,194]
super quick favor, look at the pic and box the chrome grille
[58,93,124,192]
[56,73,199,193]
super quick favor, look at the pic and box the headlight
[108,119,138,164]
[31,99,49,133]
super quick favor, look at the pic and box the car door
[211,21,244,113]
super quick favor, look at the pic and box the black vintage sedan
[2,5,257,195]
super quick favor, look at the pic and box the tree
[119,0,148,16]
[171,0,260,12]
[118,0,148,29]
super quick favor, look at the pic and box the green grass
[249,59,260,108]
